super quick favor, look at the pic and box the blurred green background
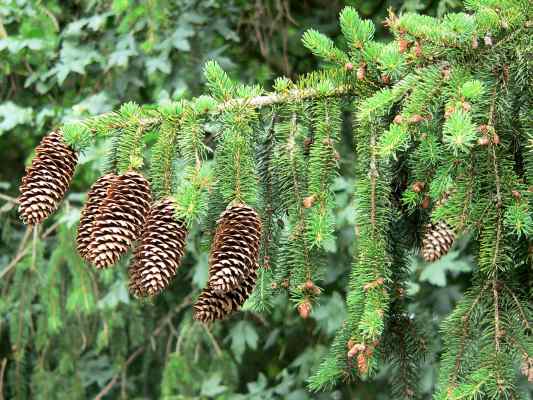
[0,1,476,399]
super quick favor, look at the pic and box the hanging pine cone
[207,204,262,294]
[18,130,78,225]
[87,171,151,268]
[76,173,116,260]
[128,198,188,297]
[193,267,257,322]
[421,221,455,262]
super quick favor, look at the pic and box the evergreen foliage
[2,0,532,398]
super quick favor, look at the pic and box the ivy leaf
[50,42,101,85]
[313,292,346,335]
[172,25,194,51]
[145,56,172,75]
[200,374,227,397]
[419,248,472,286]
[98,281,130,309]
[0,38,45,53]
[107,34,137,69]
[0,102,33,134]
[87,13,111,31]
[229,320,258,361]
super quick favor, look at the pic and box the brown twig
[0,358,7,400]
[1,221,60,281]
[201,323,223,357]
[0,193,16,204]
[94,346,144,400]
[93,296,192,400]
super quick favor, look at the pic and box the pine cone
[18,131,78,225]
[87,171,151,268]
[208,204,262,294]
[128,198,188,297]
[76,173,116,260]
[421,221,455,262]
[193,267,257,322]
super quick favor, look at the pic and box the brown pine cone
[207,204,262,294]
[87,171,151,268]
[193,267,257,322]
[76,173,116,260]
[18,131,78,225]
[421,221,455,262]
[128,198,188,297]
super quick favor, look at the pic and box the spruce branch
[450,283,490,390]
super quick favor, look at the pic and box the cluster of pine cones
[18,131,262,320]
[18,131,188,296]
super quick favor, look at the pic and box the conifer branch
[450,283,489,389]
[503,283,531,331]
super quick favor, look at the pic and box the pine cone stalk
[87,171,152,268]
[128,198,188,297]
[18,131,78,225]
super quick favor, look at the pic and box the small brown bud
[357,64,366,80]
[492,133,500,144]
[303,195,316,208]
[484,34,493,46]
[357,353,368,374]
[348,343,366,359]
[381,74,391,85]
[421,196,430,209]
[409,114,424,124]
[478,136,490,146]
[347,339,356,350]
[303,137,314,154]
[281,279,289,289]
[478,124,490,133]
[442,67,451,80]
[334,151,341,161]
[444,106,455,119]
[322,138,334,146]
[363,277,385,291]
[271,282,278,289]
[298,302,312,319]
[503,64,509,82]
[462,102,471,112]
[345,62,354,71]
[512,190,521,200]
[414,41,422,57]
[412,181,425,193]
[472,36,479,49]
[304,280,315,291]
[398,38,409,53]
[393,115,404,124]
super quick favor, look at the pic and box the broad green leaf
[0,102,33,133]
[229,320,258,361]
